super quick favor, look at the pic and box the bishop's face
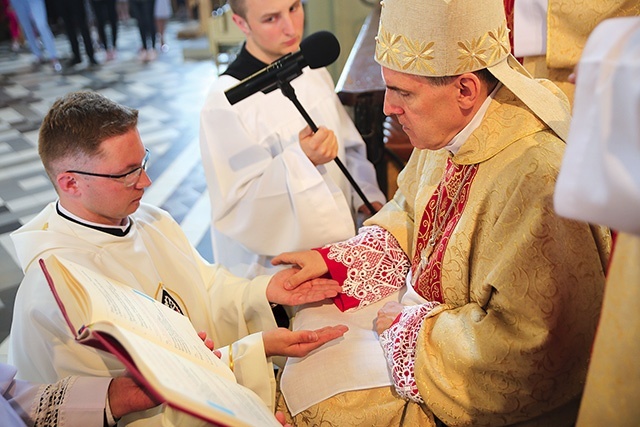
[234,0,305,64]
[382,67,469,151]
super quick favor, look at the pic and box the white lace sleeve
[326,225,410,310]
[379,302,440,403]
[33,376,75,427]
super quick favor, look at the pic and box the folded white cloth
[280,294,398,415]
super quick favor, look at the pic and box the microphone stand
[277,79,378,214]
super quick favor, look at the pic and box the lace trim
[327,225,410,310]
[379,302,440,403]
[33,376,75,427]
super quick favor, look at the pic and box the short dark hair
[38,91,138,181]
[426,68,498,88]
[227,0,246,19]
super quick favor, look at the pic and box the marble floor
[0,20,227,359]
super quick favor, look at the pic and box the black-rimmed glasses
[66,148,150,188]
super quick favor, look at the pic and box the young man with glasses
[8,90,347,426]
[65,148,150,188]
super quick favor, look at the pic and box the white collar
[57,201,131,232]
[445,82,502,155]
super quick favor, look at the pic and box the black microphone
[224,31,340,105]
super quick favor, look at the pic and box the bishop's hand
[271,250,329,290]
[266,267,340,305]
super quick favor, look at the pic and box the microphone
[224,31,341,105]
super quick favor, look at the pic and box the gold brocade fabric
[577,233,640,426]
[368,84,610,426]
[275,385,435,426]
[520,0,640,105]
[546,0,640,70]
[522,55,576,105]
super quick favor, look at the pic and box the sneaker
[51,59,62,73]
[106,49,116,61]
[161,44,169,53]
[11,40,20,52]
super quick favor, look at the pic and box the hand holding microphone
[299,125,338,166]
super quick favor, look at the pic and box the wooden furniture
[335,5,412,199]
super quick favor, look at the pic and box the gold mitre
[374,0,570,141]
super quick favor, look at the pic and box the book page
[48,256,227,370]
[104,328,280,427]
[42,255,281,427]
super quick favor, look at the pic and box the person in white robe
[199,0,386,279]
[8,90,347,426]
[1,362,159,427]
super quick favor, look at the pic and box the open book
[39,254,281,427]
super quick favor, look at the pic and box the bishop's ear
[456,73,482,109]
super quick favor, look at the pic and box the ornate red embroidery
[411,160,478,302]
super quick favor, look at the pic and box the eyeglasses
[66,148,150,188]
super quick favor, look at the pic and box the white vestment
[555,16,640,235]
[1,362,111,427]
[199,66,385,278]
[9,202,278,426]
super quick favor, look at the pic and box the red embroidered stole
[411,159,478,302]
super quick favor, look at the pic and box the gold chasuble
[577,233,640,426]
[368,84,610,426]
[546,0,640,70]
[522,0,640,103]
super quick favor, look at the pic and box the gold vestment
[369,84,610,426]
[524,0,640,103]
[577,233,640,426]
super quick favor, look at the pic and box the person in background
[199,0,386,280]
[8,90,347,426]
[90,0,119,60]
[8,0,62,72]
[507,0,639,104]
[58,0,100,68]
[130,0,157,61]
[553,16,640,427]
[272,0,610,424]
[154,0,171,52]
[1,0,22,52]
